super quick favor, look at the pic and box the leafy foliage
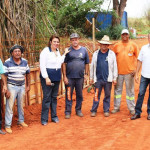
[33,0,104,36]
[28,1,107,52]
[145,8,150,26]
[87,84,95,93]
[128,17,150,35]
[95,24,124,40]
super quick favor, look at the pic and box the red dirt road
[0,38,150,150]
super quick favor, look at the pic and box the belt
[8,83,25,86]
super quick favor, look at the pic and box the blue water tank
[86,11,128,30]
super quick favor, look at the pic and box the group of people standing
[0,29,150,135]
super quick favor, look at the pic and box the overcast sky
[101,0,150,18]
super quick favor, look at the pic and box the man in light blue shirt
[0,58,7,134]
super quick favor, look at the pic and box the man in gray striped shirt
[4,45,30,134]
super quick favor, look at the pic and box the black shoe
[131,114,141,120]
[41,122,48,126]
[147,114,150,120]
[0,129,6,135]
[52,118,59,123]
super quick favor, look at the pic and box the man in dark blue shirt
[62,33,89,119]
[96,50,109,82]
[90,35,117,117]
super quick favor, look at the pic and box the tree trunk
[112,0,127,27]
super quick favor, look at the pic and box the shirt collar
[49,47,58,52]
[10,57,23,65]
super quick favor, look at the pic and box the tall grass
[128,17,150,35]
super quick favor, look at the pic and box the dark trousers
[91,80,112,113]
[0,80,2,129]
[135,76,150,115]
[40,77,60,123]
[65,78,84,115]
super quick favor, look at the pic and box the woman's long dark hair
[48,35,60,48]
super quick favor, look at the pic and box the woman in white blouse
[40,35,69,125]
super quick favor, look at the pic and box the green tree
[46,0,104,35]
[145,8,150,26]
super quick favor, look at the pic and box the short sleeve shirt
[113,41,139,74]
[4,57,30,85]
[138,44,150,78]
[64,46,89,78]
[0,59,4,79]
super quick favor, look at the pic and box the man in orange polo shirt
[111,29,139,115]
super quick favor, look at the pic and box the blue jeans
[41,77,60,124]
[5,84,25,128]
[0,91,2,129]
[135,76,150,115]
[91,80,112,113]
[65,78,84,115]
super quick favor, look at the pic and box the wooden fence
[26,67,67,106]
[26,67,90,107]
[0,66,90,115]
[0,37,92,109]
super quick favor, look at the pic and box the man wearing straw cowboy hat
[111,29,139,115]
[90,35,118,117]
[3,44,30,134]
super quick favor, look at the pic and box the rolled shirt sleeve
[26,64,30,74]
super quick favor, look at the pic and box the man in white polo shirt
[131,33,150,120]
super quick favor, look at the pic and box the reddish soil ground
[0,38,150,150]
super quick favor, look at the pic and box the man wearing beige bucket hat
[90,35,118,117]
[111,29,139,115]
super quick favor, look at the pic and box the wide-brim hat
[98,35,112,45]
[10,44,24,54]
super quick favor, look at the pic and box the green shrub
[110,25,124,40]
[95,27,111,40]
[128,17,150,34]
[96,25,124,40]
